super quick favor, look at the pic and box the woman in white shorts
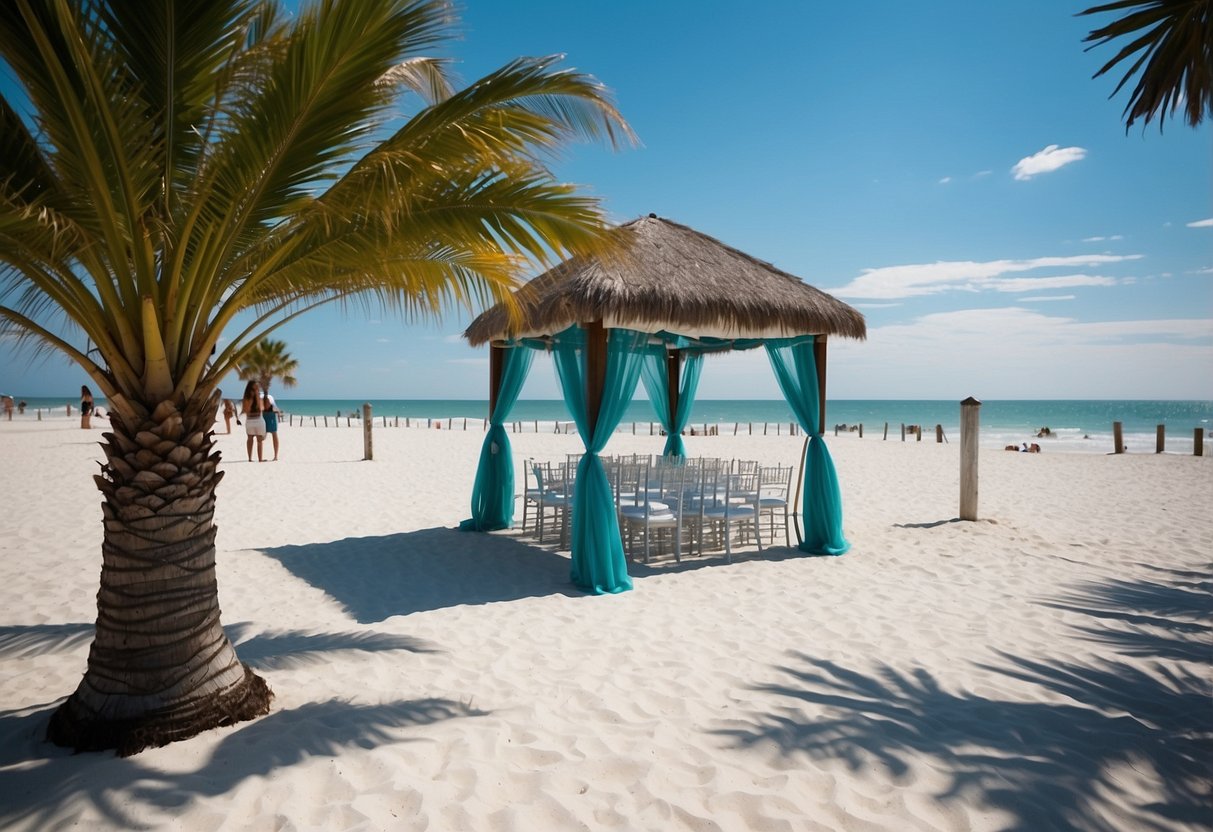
[241,380,266,461]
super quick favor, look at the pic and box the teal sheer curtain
[765,337,850,555]
[552,326,648,594]
[639,351,703,458]
[460,347,534,531]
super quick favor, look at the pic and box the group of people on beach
[221,381,281,462]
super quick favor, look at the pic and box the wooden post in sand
[1113,421,1124,454]
[1195,428,1204,457]
[959,397,981,521]
[1155,424,1165,454]
[362,403,373,460]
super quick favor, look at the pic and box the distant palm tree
[238,339,299,393]
[1079,0,1213,130]
[0,0,631,754]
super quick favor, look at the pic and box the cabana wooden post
[462,214,867,593]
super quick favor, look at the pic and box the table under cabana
[461,214,866,594]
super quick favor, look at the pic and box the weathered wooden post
[960,397,981,521]
[1113,421,1124,454]
[936,424,943,443]
[362,403,373,460]
[1155,424,1165,454]
[1195,428,1205,457]
[858,423,863,438]
[883,422,888,440]
[901,423,906,441]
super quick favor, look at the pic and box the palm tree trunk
[47,391,271,756]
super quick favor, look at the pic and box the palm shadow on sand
[0,696,486,830]
[0,619,485,829]
[260,527,582,623]
[712,565,1212,831]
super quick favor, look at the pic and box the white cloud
[938,176,952,184]
[1187,217,1213,228]
[1020,295,1076,302]
[973,170,992,179]
[1081,235,1122,242]
[1011,144,1087,180]
[447,357,489,367]
[829,254,1141,299]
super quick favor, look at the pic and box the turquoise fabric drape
[765,337,850,555]
[552,326,648,593]
[460,347,534,531]
[639,351,704,458]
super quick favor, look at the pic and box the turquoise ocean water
[10,397,1211,454]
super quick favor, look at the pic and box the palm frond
[1080,0,1212,129]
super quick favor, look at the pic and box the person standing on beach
[241,381,266,462]
[262,390,280,461]
[222,399,236,434]
[80,385,94,429]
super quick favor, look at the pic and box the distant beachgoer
[1,395,12,420]
[222,399,235,434]
[263,391,279,461]
[80,385,94,429]
[241,380,265,462]
[17,400,26,415]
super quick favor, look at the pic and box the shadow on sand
[0,619,484,828]
[260,527,581,623]
[713,565,1212,831]
[0,696,485,830]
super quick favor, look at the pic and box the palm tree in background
[0,0,632,754]
[1079,0,1212,129]
[238,338,298,393]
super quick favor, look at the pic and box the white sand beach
[1,416,1209,831]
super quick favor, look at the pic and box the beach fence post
[362,403,373,460]
[936,424,944,443]
[1113,421,1125,454]
[1194,428,1205,456]
[960,397,981,521]
[900,423,906,441]
[883,422,888,440]
[1156,424,1165,454]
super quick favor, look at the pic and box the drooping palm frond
[0,0,634,420]
[1079,0,1213,130]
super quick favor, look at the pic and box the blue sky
[2,0,1210,401]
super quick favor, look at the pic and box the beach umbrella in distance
[0,0,633,755]
[238,338,299,393]
[1079,0,1213,130]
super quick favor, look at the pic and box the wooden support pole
[813,335,828,434]
[936,424,944,443]
[901,423,906,441]
[584,320,607,438]
[858,423,863,438]
[1156,424,1165,454]
[1195,428,1204,457]
[488,344,504,419]
[883,421,888,440]
[959,397,981,521]
[362,403,373,460]
[667,349,681,441]
[1113,421,1124,454]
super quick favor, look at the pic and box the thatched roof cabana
[459,214,864,595]
[464,214,866,346]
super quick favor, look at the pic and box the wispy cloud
[938,176,952,184]
[1019,295,1076,302]
[1081,234,1122,242]
[828,254,1141,299]
[1187,217,1213,228]
[1011,144,1086,180]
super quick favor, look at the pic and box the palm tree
[238,338,299,393]
[1079,0,1213,130]
[0,0,631,755]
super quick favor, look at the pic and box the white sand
[1,416,1210,831]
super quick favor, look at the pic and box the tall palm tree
[1079,0,1213,130]
[238,338,298,392]
[0,0,631,755]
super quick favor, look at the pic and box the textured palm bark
[47,391,272,756]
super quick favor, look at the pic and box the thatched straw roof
[464,215,866,346]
